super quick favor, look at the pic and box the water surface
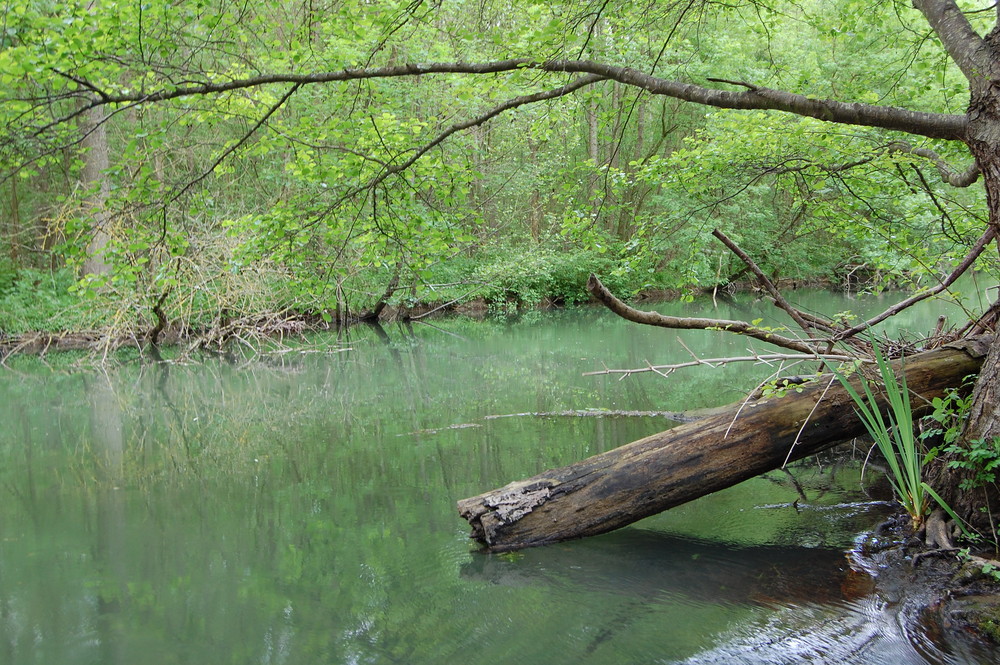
[2,282,998,664]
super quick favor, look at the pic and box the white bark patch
[486,486,552,523]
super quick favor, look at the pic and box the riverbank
[853,513,1000,656]
[0,271,891,363]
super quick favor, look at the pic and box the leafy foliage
[0,267,93,333]
[0,0,997,338]
[923,381,1000,492]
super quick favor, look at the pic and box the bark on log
[457,337,993,552]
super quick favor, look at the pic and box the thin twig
[583,352,860,377]
[725,363,787,439]
[783,374,839,468]
[834,225,997,341]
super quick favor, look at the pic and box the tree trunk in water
[457,339,991,552]
[81,107,112,276]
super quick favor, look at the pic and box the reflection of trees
[0,306,914,663]
[87,371,126,665]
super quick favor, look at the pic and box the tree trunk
[965,337,1000,443]
[587,97,599,165]
[360,266,401,321]
[528,141,541,241]
[939,68,1000,518]
[81,107,112,276]
[457,339,991,552]
[7,177,19,263]
[609,81,621,169]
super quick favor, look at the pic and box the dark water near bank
[1,281,999,664]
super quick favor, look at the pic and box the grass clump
[834,344,934,529]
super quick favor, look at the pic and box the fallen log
[457,336,993,552]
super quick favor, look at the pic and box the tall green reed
[833,344,931,528]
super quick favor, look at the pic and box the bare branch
[482,409,702,421]
[586,273,823,354]
[833,225,998,342]
[889,140,980,187]
[704,77,756,90]
[959,296,1000,336]
[782,375,840,468]
[51,69,111,101]
[542,61,967,141]
[583,352,860,378]
[64,59,967,142]
[711,228,817,337]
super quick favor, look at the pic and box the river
[1,280,999,664]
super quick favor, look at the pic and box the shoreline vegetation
[0,261,929,362]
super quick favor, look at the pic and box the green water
[2,283,999,664]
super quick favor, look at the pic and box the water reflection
[86,372,126,665]
[1,287,999,664]
[462,528,873,608]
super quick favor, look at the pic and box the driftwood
[457,337,992,552]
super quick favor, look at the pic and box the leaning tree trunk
[457,339,991,552]
[931,80,1000,523]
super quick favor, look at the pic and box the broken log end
[458,478,559,549]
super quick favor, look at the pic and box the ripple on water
[671,596,931,665]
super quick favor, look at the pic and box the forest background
[2,0,995,341]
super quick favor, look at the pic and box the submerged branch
[483,409,704,422]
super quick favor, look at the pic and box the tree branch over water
[833,225,998,342]
[585,273,824,354]
[35,59,969,142]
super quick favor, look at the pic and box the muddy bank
[854,514,1000,661]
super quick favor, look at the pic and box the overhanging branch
[61,59,968,143]
[834,225,998,341]
[586,273,823,354]
[711,228,818,337]
[299,72,606,230]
